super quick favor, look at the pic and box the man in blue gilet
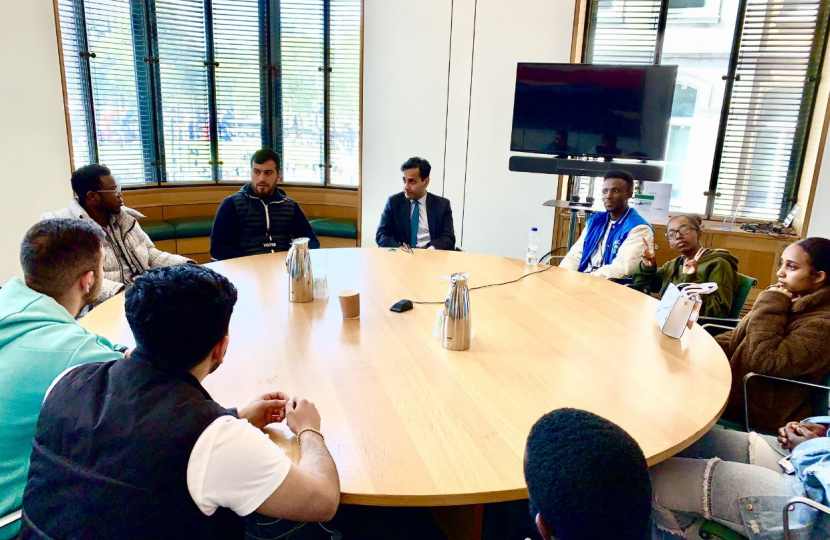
[559,170,654,279]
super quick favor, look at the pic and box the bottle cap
[531,227,538,232]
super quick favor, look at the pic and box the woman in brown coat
[718,237,830,434]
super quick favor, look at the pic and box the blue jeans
[650,428,805,539]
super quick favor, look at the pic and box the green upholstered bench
[310,218,358,240]
[143,215,357,245]
[165,216,215,239]
[141,220,177,242]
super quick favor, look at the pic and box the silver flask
[286,238,313,303]
[442,272,471,351]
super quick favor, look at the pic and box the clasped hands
[238,391,321,434]
[778,421,828,451]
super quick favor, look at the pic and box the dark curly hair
[604,170,635,191]
[125,265,238,369]
[401,157,431,181]
[524,408,651,540]
[71,164,111,206]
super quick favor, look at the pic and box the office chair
[699,496,830,539]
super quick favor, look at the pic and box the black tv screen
[510,63,677,161]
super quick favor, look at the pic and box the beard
[254,183,276,197]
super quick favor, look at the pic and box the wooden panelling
[319,237,358,248]
[53,0,75,170]
[281,186,359,207]
[184,252,212,264]
[133,205,164,221]
[707,234,789,290]
[123,185,237,206]
[550,210,583,259]
[301,204,358,220]
[154,239,177,253]
[162,203,221,220]
[177,237,210,254]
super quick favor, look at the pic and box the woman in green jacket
[631,214,740,318]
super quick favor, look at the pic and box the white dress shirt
[408,193,433,249]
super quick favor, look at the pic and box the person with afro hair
[523,408,652,540]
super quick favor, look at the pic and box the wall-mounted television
[510,63,678,162]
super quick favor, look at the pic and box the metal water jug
[286,238,313,303]
[442,272,471,351]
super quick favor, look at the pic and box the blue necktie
[410,200,420,248]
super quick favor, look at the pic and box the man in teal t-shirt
[0,219,125,539]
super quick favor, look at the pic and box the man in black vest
[21,265,339,539]
[211,148,320,260]
[375,157,456,250]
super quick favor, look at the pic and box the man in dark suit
[375,157,456,250]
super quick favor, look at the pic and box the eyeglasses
[96,186,122,194]
[665,225,697,240]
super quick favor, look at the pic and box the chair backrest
[648,272,757,319]
[811,371,830,417]
[729,274,758,319]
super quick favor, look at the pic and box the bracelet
[296,428,324,446]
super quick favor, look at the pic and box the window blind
[585,0,662,64]
[279,0,325,184]
[57,0,94,169]
[57,0,361,188]
[213,0,263,182]
[83,0,153,184]
[155,0,212,183]
[711,0,828,220]
[328,0,361,186]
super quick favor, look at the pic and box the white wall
[361,0,453,247]
[808,140,830,238]
[362,0,575,257]
[0,1,72,283]
[460,0,574,257]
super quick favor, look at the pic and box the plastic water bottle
[526,227,540,265]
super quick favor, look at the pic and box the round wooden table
[80,248,731,507]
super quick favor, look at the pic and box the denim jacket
[740,416,830,540]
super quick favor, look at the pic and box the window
[586,0,663,65]
[56,0,361,187]
[584,0,829,221]
[671,0,706,9]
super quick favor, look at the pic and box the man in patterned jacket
[41,164,191,303]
